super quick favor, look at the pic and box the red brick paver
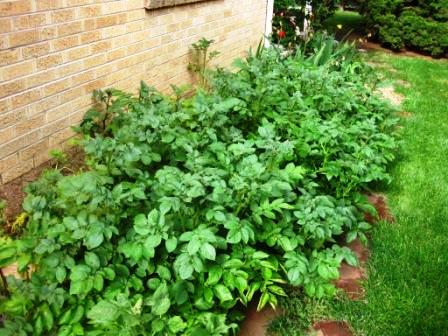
[313,321,353,336]
[238,304,280,336]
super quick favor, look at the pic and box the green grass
[270,54,448,336]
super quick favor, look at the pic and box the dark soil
[0,147,86,226]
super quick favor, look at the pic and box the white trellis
[265,0,275,47]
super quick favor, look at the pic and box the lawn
[271,52,448,336]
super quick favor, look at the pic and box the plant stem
[0,269,10,297]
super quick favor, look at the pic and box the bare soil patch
[377,86,405,106]
[0,147,85,226]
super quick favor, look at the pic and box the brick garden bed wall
[0,0,268,184]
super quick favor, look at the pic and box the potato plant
[0,38,397,335]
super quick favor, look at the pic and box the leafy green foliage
[360,0,448,56]
[0,38,397,335]
[188,37,220,89]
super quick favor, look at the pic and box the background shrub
[359,0,448,56]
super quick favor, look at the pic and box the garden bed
[0,37,398,335]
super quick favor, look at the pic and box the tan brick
[103,24,126,38]
[45,102,72,122]
[0,99,10,115]
[33,150,52,167]
[14,13,48,30]
[69,109,86,125]
[0,49,20,66]
[57,61,83,77]
[118,13,128,24]
[0,127,15,144]
[57,21,83,37]
[0,18,13,33]
[0,129,39,158]
[125,20,142,34]
[52,8,76,23]
[59,85,84,102]
[49,127,76,147]
[79,5,102,19]
[15,114,45,137]
[0,79,26,99]
[71,69,96,86]
[126,9,145,21]
[106,47,126,62]
[126,41,145,55]
[36,0,64,11]
[19,138,48,160]
[95,15,119,29]
[83,78,105,94]
[40,26,58,40]
[10,88,41,109]
[66,45,91,61]
[8,30,39,48]
[0,1,32,17]
[0,35,8,49]
[36,54,63,71]
[22,42,51,59]
[65,0,92,6]
[83,18,95,31]
[0,154,19,174]
[41,117,70,137]
[29,95,59,116]
[91,40,112,54]
[83,53,106,69]
[1,158,34,184]
[80,30,102,44]
[1,61,33,81]
[127,0,145,10]
[103,1,125,14]
[44,78,72,97]
[52,35,79,51]
[26,69,56,88]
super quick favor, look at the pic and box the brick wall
[0,0,268,184]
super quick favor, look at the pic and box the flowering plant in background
[272,0,341,49]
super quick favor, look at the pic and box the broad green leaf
[168,316,186,333]
[179,263,194,280]
[84,233,103,250]
[200,243,216,261]
[87,301,119,324]
[84,252,100,269]
[93,273,104,291]
[187,239,201,255]
[165,237,178,253]
[144,235,162,249]
[214,284,233,303]
[134,214,150,236]
[226,229,241,244]
[205,266,222,286]
[157,265,171,281]
[55,267,67,284]
[152,283,171,316]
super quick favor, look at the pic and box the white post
[264,0,274,47]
